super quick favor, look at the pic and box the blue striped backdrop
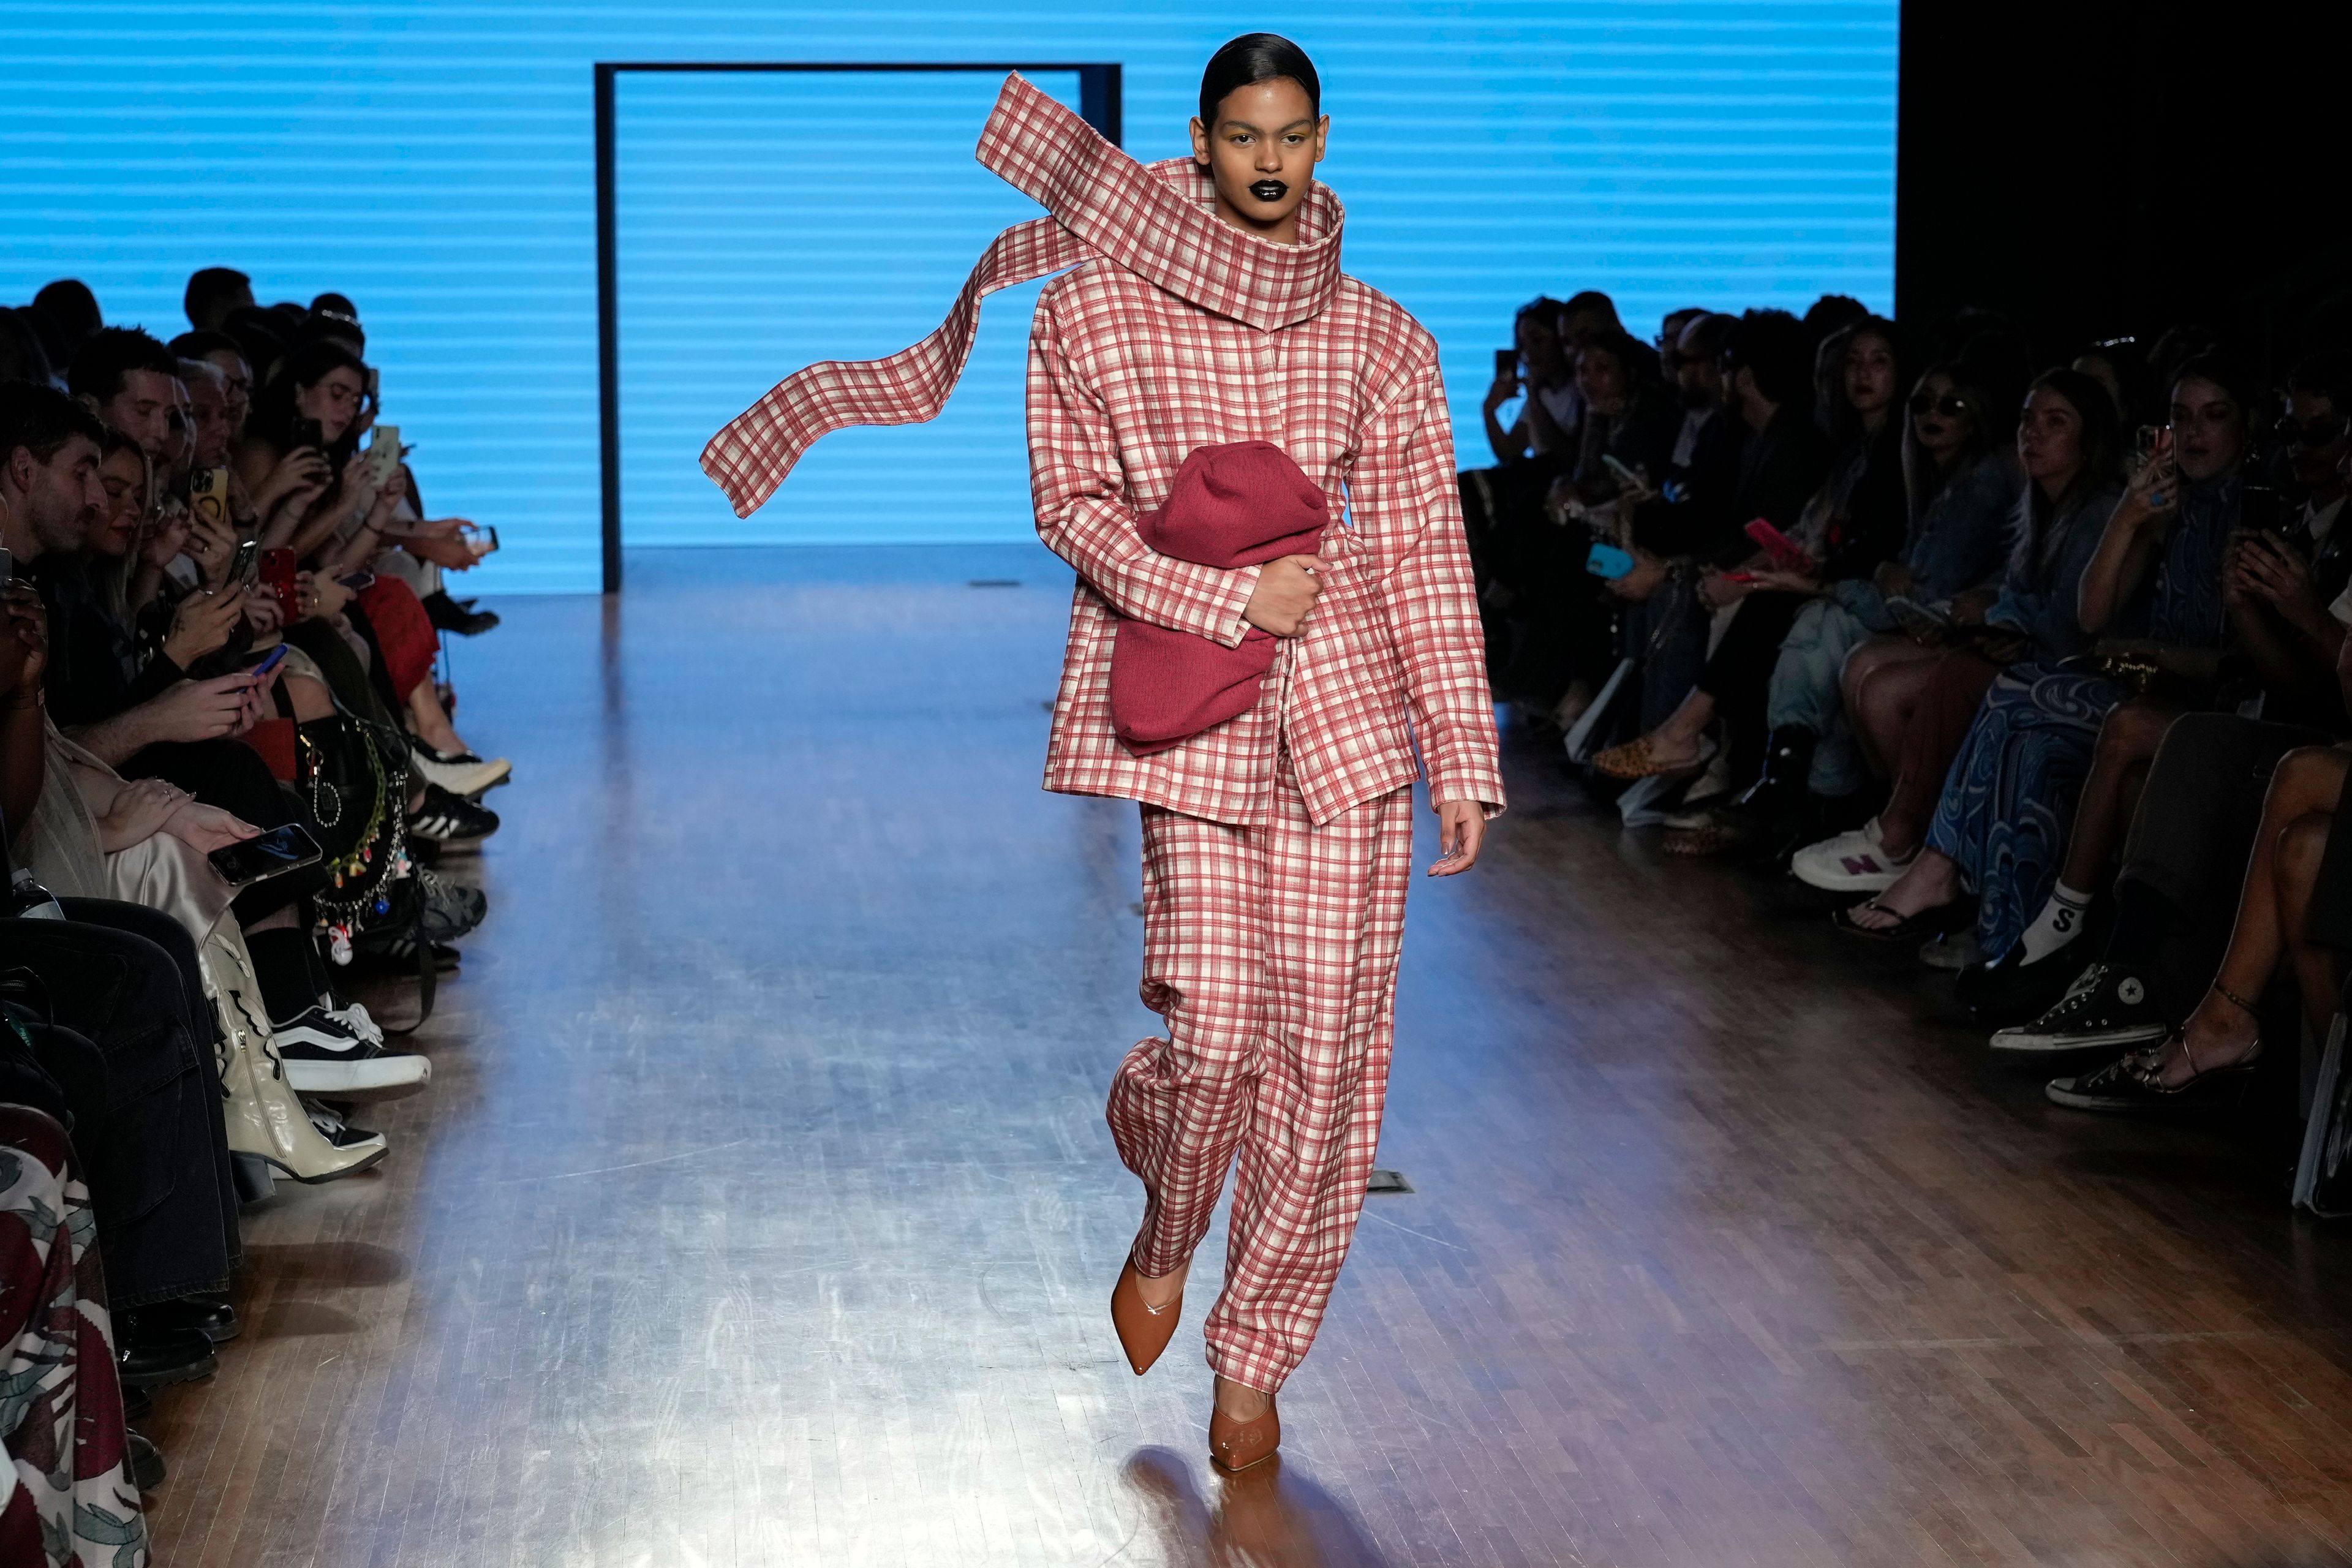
[1,2,1896,590]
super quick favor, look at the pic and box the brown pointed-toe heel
[1208,1395,1280,1472]
[1110,1261,1183,1376]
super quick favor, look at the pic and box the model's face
[1189,77,1326,238]
[2017,385,2086,492]
[92,445,148,558]
[2168,374,2244,483]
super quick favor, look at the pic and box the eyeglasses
[2275,414,2351,449]
[1909,392,1972,418]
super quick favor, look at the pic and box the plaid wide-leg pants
[1108,758,1414,1392]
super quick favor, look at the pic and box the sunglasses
[2275,414,2351,449]
[1909,392,1972,418]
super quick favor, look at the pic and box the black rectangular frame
[594,60,1123,593]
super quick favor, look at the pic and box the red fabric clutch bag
[355,576,439,703]
[1109,441,1328,756]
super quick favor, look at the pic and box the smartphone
[258,547,301,617]
[367,424,402,489]
[1494,347,1518,378]
[248,643,290,678]
[337,570,377,593]
[227,538,261,584]
[189,467,232,530]
[287,416,325,452]
[461,522,499,556]
[2240,483,2283,537]
[1743,517,1817,574]
[1585,541,1636,580]
[207,822,323,888]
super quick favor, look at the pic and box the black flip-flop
[1832,897,1967,944]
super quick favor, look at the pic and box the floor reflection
[1122,1447,1393,1568]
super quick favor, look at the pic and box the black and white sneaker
[409,783,499,849]
[271,1005,432,1099]
[1990,963,2169,1054]
[409,745,510,797]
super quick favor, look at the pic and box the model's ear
[1312,115,1329,165]
[1189,115,1210,167]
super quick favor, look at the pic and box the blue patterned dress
[1926,470,2239,955]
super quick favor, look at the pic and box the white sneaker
[284,1052,432,1101]
[1792,819,1915,892]
[410,746,511,797]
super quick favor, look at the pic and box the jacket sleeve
[1352,344,1507,815]
[1026,285,1260,646]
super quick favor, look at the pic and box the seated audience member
[1586,308,1834,786]
[2072,336,2148,426]
[27,277,102,371]
[2045,737,2350,1112]
[1498,329,1684,724]
[0,306,60,389]
[1841,356,2247,965]
[1661,317,1923,854]
[1954,354,2352,1019]
[184,266,254,334]
[1795,369,2122,903]
[235,340,507,795]
[67,326,178,460]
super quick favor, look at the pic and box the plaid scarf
[699,72,1345,519]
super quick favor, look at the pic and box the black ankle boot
[1698,726,1817,862]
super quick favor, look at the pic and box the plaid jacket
[704,74,1503,828]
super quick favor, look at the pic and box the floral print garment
[0,1106,145,1568]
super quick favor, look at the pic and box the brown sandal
[1591,733,1712,782]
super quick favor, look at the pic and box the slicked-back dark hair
[1197,33,1320,127]
[66,325,178,407]
[1720,309,1812,410]
[0,379,107,470]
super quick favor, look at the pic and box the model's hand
[1428,798,1485,876]
[1243,555,1324,638]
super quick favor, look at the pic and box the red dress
[706,74,1503,1390]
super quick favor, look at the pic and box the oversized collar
[977,72,1344,333]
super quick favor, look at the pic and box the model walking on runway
[703,34,1503,1472]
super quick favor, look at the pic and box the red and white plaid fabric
[1110,759,1413,1392]
[704,73,1503,827]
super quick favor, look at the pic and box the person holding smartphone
[703,41,1502,1471]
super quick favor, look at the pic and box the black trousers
[1693,590,1808,784]
[0,899,239,1305]
[121,736,326,921]
[2116,714,2329,1019]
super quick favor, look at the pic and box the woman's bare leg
[2057,703,2175,892]
[405,679,467,755]
[283,671,336,723]
[2140,747,2350,1087]
[1852,655,1939,785]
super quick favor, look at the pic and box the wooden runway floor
[144,545,2352,1567]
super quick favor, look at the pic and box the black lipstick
[1248,179,1288,203]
